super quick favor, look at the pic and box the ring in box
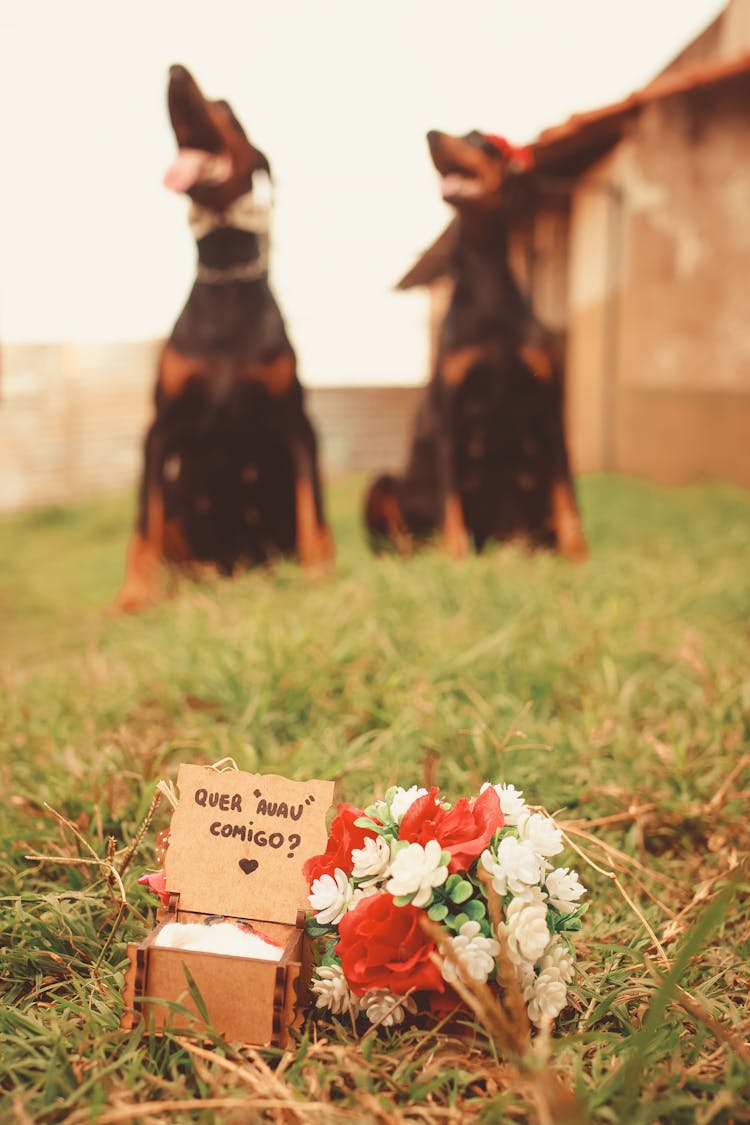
[121,764,334,1046]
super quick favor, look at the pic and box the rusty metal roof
[532,49,750,173]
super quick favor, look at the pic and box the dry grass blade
[518,1070,589,1125]
[116,786,163,880]
[560,826,672,965]
[60,1097,343,1124]
[422,916,528,1059]
[706,752,750,812]
[174,1038,313,1120]
[562,804,658,830]
[421,909,588,1125]
[644,958,750,1066]
[660,865,740,944]
[11,1096,35,1125]
[477,867,532,1047]
[561,822,680,890]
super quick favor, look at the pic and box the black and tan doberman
[364,129,587,561]
[115,65,333,612]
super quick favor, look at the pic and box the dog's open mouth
[439,170,483,202]
[166,64,234,193]
[427,131,488,204]
[164,149,232,193]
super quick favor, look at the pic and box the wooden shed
[399,0,750,487]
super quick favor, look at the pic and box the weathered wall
[0,341,157,510]
[565,165,621,474]
[614,79,750,484]
[564,77,750,486]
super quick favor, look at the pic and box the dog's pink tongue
[163,149,211,192]
[441,173,467,199]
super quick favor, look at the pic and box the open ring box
[121,763,334,1046]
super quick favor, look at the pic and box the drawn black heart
[239,858,259,876]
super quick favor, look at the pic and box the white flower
[501,886,551,964]
[349,883,380,910]
[311,963,355,1015]
[441,920,500,985]
[545,867,586,914]
[385,840,448,907]
[351,835,392,886]
[308,868,353,925]
[389,785,428,823]
[527,967,569,1026]
[360,988,418,1026]
[515,935,575,1026]
[513,956,537,995]
[480,836,546,896]
[517,811,564,859]
[481,782,527,826]
[539,935,575,984]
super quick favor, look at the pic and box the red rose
[399,786,503,873]
[303,803,380,886]
[336,893,444,996]
[427,984,464,1019]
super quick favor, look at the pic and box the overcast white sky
[0,0,726,384]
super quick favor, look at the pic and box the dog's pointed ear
[217,99,248,138]
[254,149,272,182]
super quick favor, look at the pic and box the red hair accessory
[485,134,534,171]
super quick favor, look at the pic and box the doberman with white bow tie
[115,65,333,612]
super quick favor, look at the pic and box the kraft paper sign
[165,764,334,924]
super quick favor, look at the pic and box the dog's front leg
[437,396,470,559]
[551,478,588,561]
[543,381,588,562]
[113,423,168,612]
[284,411,334,572]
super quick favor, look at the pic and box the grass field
[1,473,749,1123]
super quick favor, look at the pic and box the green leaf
[497,826,519,841]
[462,899,486,921]
[557,916,582,932]
[427,902,449,921]
[181,965,210,1024]
[353,816,381,832]
[305,917,336,938]
[320,948,342,968]
[550,902,590,932]
[449,879,473,904]
[392,894,413,908]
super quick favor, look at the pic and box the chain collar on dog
[195,252,268,285]
[190,187,271,285]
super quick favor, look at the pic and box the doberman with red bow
[115,65,333,612]
[364,129,587,561]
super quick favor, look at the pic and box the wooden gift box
[121,764,334,1046]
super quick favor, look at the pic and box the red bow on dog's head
[484,133,534,172]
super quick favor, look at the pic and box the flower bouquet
[304,782,586,1029]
